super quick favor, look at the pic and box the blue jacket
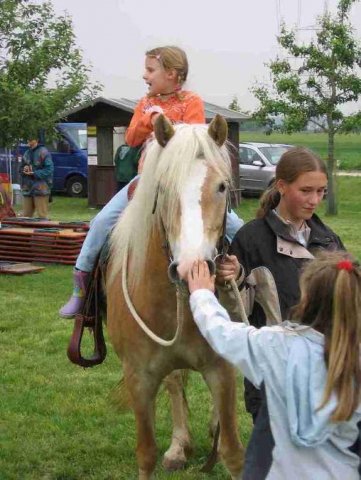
[190,289,361,480]
[20,144,53,196]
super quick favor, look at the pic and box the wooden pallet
[0,261,45,275]
[0,223,88,265]
[1,217,89,231]
[0,252,77,265]
[0,226,87,239]
[0,238,83,251]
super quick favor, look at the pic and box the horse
[106,114,244,480]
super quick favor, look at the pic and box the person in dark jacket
[217,147,345,421]
[20,138,53,218]
[114,144,141,192]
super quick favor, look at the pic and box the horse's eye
[218,183,226,193]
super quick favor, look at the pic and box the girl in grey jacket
[188,252,361,480]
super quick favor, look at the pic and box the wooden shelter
[62,97,249,207]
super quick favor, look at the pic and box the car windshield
[258,146,290,165]
[60,124,88,150]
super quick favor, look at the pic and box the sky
[49,0,361,113]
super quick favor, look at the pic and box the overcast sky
[49,0,361,112]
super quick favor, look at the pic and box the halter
[155,183,231,285]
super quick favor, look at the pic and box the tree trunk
[326,128,338,215]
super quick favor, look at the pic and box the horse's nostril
[168,261,180,284]
[206,260,216,276]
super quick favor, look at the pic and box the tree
[252,0,361,214]
[0,0,101,147]
[228,95,241,112]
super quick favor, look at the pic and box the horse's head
[109,114,233,289]
[153,114,231,282]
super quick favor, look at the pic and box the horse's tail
[109,376,132,413]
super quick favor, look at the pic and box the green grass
[240,131,361,171]
[1,178,361,479]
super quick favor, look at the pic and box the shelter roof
[62,96,249,124]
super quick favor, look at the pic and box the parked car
[239,142,293,194]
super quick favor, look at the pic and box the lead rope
[122,248,185,347]
[218,192,249,326]
[229,278,249,325]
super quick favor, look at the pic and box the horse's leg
[202,363,244,480]
[209,404,219,438]
[124,364,161,480]
[162,370,192,471]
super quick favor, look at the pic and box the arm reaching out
[188,262,265,387]
[188,260,215,294]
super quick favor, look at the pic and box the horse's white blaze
[173,161,214,279]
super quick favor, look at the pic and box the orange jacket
[125,91,205,146]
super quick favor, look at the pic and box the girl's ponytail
[320,261,361,421]
[256,184,280,219]
[293,252,361,422]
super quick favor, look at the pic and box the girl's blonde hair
[256,147,327,218]
[146,46,188,86]
[292,251,361,422]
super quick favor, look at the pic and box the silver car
[239,142,293,194]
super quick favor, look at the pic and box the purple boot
[59,269,90,318]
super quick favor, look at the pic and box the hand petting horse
[106,114,244,480]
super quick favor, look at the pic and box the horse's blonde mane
[108,123,232,289]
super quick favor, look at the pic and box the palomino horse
[106,114,244,479]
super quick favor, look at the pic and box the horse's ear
[208,114,228,146]
[154,114,175,147]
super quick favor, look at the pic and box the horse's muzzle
[168,260,216,284]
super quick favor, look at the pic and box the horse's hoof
[162,451,187,471]
[138,470,155,480]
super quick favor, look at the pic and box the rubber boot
[59,269,90,318]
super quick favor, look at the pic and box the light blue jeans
[76,175,244,272]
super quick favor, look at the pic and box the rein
[122,245,187,347]
[215,190,250,325]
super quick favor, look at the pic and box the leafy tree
[252,0,361,214]
[0,0,101,147]
[228,95,241,112]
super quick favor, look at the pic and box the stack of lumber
[1,217,90,231]
[0,261,45,275]
[0,218,89,265]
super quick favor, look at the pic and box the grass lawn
[240,131,361,171]
[1,177,360,479]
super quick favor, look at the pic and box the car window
[258,146,290,165]
[45,136,71,154]
[239,147,257,165]
[44,139,58,152]
[60,124,88,149]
